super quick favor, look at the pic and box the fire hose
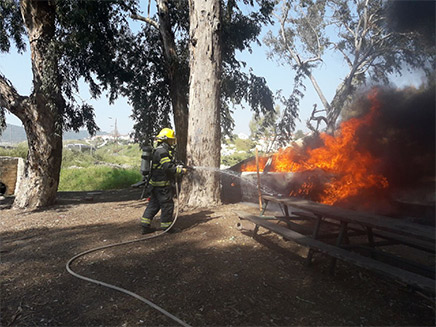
[65,180,191,327]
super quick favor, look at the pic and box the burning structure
[223,86,435,221]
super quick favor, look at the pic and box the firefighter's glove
[176,165,188,175]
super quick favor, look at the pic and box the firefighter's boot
[141,226,154,234]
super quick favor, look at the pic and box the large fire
[241,90,389,205]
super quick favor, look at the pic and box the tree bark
[182,0,222,208]
[326,79,353,134]
[0,0,63,208]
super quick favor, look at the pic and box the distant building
[65,144,95,153]
[90,134,134,142]
[0,143,17,149]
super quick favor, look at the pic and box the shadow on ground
[1,200,435,326]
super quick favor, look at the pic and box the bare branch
[276,6,301,66]
[131,13,159,30]
[306,104,328,133]
[342,20,356,40]
[361,0,370,36]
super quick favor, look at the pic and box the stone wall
[0,156,24,195]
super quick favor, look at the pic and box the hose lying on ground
[66,181,191,327]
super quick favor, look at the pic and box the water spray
[191,165,276,195]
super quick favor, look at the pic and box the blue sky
[1,5,425,137]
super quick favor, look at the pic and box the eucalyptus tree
[128,0,275,163]
[126,0,275,206]
[265,0,435,135]
[180,0,222,206]
[0,0,137,208]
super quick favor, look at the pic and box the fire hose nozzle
[177,164,195,174]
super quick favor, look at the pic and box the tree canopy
[125,0,275,147]
[0,0,142,208]
[0,0,140,135]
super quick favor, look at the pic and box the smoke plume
[386,0,435,46]
[347,83,435,192]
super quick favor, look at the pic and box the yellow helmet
[156,128,176,145]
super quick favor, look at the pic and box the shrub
[62,149,95,168]
[0,142,28,159]
[59,166,142,191]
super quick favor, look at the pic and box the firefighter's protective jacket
[149,142,183,187]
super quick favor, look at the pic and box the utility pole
[114,119,119,142]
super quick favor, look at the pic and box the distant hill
[0,124,26,144]
[0,124,109,144]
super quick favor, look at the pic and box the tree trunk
[307,72,331,115]
[170,78,189,163]
[3,0,63,209]
[181,0,222,208]
[13,102,63,208]
[157,0,189,163]
[326,74,355,134]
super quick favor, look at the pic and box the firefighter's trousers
[141,186,174,229]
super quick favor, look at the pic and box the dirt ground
[1,188,435,326]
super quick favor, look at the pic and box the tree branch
[329,41,353,68]
[131,13,159,30]
[306,104,328,133]
[0,73,27,118]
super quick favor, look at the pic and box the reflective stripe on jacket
[149,142,179,187]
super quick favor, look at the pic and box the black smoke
[348,83,435,195]
[386,0,435,46]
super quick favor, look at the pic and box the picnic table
[237,194,436,295]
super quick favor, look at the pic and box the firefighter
[140,128,187,234]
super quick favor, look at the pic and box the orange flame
[241,90,389,205]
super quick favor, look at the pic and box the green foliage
[294,129,306,140]
[221,152,253,167]
[0,142,143,191]
[221,135,256,167]
[2,0,276,146]
[234,137,255,152]
[94,144,141,167]
[249,105,280,141]
[0,142,28,158]
[54,0,139,135]
[59,166,141,191]
[62,143,141,168]
[0,0,25,130]
[59,142,142,191]
[0,0,26,53]
[1,0,139,136]
[61,149,95,168]
[127,0,276,144]
[123,24,173,145]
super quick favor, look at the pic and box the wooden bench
[237,211,435,295]
[262,195,435,253]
